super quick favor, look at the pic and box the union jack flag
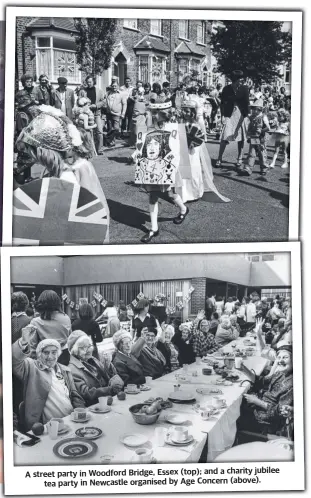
[13,178,109,245]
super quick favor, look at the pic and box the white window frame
[35,35,81,85]
[179,20,189,40]
[197,21,206,45]
[150,19,162,37]
[123,19,138,30]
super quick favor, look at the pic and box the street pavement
[93,133,289,244]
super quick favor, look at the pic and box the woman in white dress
[178,100,230,204]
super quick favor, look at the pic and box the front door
[114,53,128,87]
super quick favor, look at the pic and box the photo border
[2,6,302,245]
[1,241,304,495]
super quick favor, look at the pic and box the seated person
[238,345,293,435]
[171,322,196,366]
[112,330,146,386]
[192,319,220,357]
[137,328,166,379]
[12,328,84,431]
[156,324,180,372]
[68,330,123,406]
[215,316,239,346]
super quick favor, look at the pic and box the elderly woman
[12,328,84,431]
[68,331,123,407]
[171,322,196,366]
[191,319,220,358]
[215,315,239,346]
[27,290,72,365]
[239,345,293,434]
[156,324,180,372]
[112,330,146,386]
[136,328,166,379]
[11,292,31,344]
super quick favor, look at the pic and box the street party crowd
[11,288,293,452]
[13,71,291,244]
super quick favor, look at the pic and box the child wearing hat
[241,99,270,176]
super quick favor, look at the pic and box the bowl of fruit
[129,402,162,425]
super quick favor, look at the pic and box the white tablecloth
[14,337,268,466]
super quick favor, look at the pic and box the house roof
[175,40,206,57]
[134,35,170,53]
[26,17,78,33]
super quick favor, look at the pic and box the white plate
[164,413,188,425]
[89,405,112,414]
[168,391,196,402]
[124,388,140,395]
[140,385,151,392]
[120,433,149,448]
[165,434,194,446]
[71,413,91,423]
[196,387,223,395]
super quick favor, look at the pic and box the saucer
[75,427,103,440]
[140,385,151,392]
[166,434,194,446]
[124,388,140,395]
[58,425,70,435]
[120,433,149,448]
[71,413,91,423]
[164,413,188,425]
[89,404,112,414]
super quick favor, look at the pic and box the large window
[36,36,80,84]
[178,58,190,80]
[123,19,138,29]
[150,19,162,36]
[138,54,166,84]
[179,20,189,39]
[197,21,206,44]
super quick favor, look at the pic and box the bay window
[178,57,190,79]
[138,54,167,84]
[35,36,80,84]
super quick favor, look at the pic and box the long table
[14,336,268,466]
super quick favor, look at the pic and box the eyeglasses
[78,345,94,352]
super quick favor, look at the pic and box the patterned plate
[75,427,103,440]
[140,385,151,391]
[196,388,223,395]
[53,438,98,459]
[89,405,111,414]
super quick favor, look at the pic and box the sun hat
[250,98,264,108]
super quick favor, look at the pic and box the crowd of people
[11,288,293,445]
[12,72,291,244]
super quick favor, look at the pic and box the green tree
[210,21,292,84]
[73,18,118,76]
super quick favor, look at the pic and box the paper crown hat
[181,99,197,109]
[148,100,172,110]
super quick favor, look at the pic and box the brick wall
[190,277,206,313]
[16,17,36,88]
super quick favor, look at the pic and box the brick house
[15,16,213,91]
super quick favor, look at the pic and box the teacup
[202,367,212,376]
[73,408,88,422]
[192,370,198,377]
[135,448,153,463]
[172,426,188,442]
[195,357,201,365]
[235,357,243,369]
[51,418,64,431]
[200,406,214,420]
[174,384,181,392]
[127,384,138,393]
[213,396,226,409]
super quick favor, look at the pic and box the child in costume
[241,99,270,176]
[133,99,189,243]
[177,100,230,204]
[72,97,97,158]
[269,108,290,169]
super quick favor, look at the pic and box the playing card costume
[14,105,109,245]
